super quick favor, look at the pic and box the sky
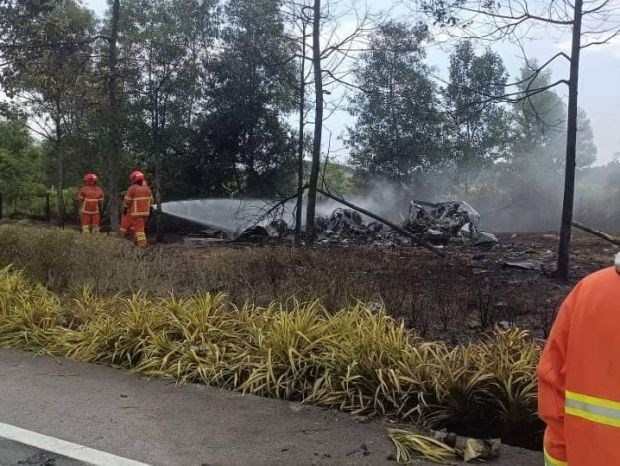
[83,0,620,165]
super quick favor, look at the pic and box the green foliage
[120,0,218,199]
[184,0,298,197]
[511,64,596,172]
[0,0,100,217]
[511,65,566,171]
[0,266,542,445]
[0,0,601,209]
[0,118,46,200]
[576,107,597,168]
[444,41,510,171]
[319,161,355,194]
[348,22,445,181]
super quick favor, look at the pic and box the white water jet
[159,187,411,234]
[160,198,297,233]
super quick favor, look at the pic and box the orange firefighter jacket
[123,183,154,217]
[77,185,105,215]
[538,267,620,466]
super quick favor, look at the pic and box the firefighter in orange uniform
[120,170,153,247]
[538,256,620,466]
[77,173,104,236]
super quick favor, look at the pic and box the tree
[0,1,61,59]
[319,160,354,194]
[511,66,597,171]
[293,7,312,244]
[576,107,597,168]
[418,0,619,280]
[511,65,567,171]
[305,0,323,239]
[183,0,297,197]
[347,22,444,181]
[444,40,510,174]
[105,0,121,231]
[0,0,97,225]
[284,0,374,240]
[0,117,46,206]
[120,0,216,239]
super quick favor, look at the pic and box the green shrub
[0,266,543,447]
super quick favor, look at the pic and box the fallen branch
[572,221,620,246]
[252,191,302,226]
[317,188,447,257]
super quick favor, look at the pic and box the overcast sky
[83,0,620,165]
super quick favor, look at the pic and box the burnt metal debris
[315,208,403,246]
[314,200,498,248]
[405,201,498,246]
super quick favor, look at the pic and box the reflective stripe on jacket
[124,184,153,217]
[538,267,620,465]
[78,185,104,215]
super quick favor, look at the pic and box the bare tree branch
[581,28,620,48]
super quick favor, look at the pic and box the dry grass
[388,429,457,464]
[0,266,543,446]
[0,224,549,342]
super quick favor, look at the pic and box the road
[0,438,85,466]
[0,349,542,465]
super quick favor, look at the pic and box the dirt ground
[160,231,617,343]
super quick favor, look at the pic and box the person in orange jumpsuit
[120,170,154,247]
[77,173,105,236]
[538,256,620,466]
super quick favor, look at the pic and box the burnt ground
[159,231,616,343]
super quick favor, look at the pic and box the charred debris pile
[315,200,498,248]
[173,198,501,250]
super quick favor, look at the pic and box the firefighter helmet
[130,170,145,183]
[84,173,98,185]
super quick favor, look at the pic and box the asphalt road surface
[0,349,542,465]
[0,438,85,466]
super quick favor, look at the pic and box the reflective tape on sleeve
[566,390,620,428]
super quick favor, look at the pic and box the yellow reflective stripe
[566,406,620,428]
[544,448,567,466]
[82,198,100,214]
[565,390,620,428]
[566,391,620,411]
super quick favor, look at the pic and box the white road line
[0,422,150,466]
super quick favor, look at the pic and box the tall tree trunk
[55,118,64,228]
[557,0,583,281]
[106,0,121,232]
[305,0,323,241]
[295,21,307,245]
[154,164,164,243]
[154,131,164,243]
